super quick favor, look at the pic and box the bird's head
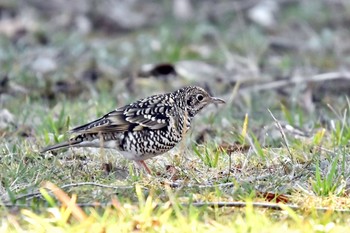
[182,86,225,117]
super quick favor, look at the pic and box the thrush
[41,86,225,174]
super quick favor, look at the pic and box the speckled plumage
[41,86,225,173]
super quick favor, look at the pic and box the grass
[1,1,350,232]
[2,182,350,233]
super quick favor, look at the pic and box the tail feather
[41,132,113,153]
[40,140,81,153]
[69,116,105,133]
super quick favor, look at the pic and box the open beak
[211,97,226,104]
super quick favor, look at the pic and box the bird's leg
[135,160,152,174]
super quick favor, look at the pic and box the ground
[1,0,350,232]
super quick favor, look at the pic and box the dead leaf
[257,191,290,203]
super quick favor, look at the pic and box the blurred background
[1,0,350,146]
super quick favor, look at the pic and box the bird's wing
[69,100,172,134]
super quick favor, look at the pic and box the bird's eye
[196,94,204,101]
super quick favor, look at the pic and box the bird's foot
[135,160,153,175]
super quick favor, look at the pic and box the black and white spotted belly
[119,125,184,160]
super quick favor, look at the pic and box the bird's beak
[211,97,226,104]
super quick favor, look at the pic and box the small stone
[0,108,15,129]
[31,57,57,74]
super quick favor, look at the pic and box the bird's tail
[40,139,82,153]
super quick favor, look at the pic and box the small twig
[268,109,294,163]
[240,71,350,93]
[244,133,260,158]
[192,201,296,209]
[167,174,271,189]
[60,182,133,190]
[12,174,276,203]
[227,152,232,181]
[13,176,274,203]
[13,182,134,202]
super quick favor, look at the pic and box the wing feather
[69,100,171,134]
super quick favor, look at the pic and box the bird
[41,86,225,174]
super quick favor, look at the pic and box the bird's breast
[120,128,182,158]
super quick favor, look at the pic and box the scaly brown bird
[41,86,225,174]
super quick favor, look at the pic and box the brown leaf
[165,165,179,181]
[257,191,290,203]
